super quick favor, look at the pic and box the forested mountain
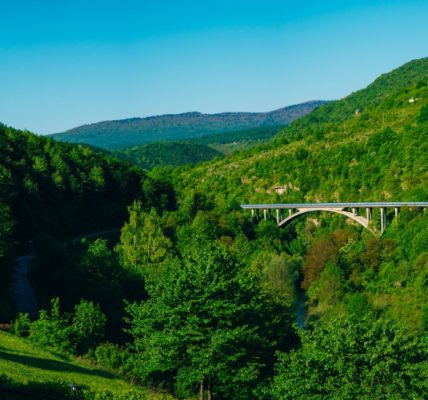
[172,57,428,204]
[2,58,428,399]
[51,101,327,149]
[140,57,428,396]
[0,125,174,320]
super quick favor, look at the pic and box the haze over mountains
[52,100,328,150]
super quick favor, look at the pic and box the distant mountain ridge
[51,100,329,150]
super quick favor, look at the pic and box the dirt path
[13,255,38,318]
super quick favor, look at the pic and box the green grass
[0,330,174,398]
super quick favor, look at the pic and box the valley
[0,58,427,399]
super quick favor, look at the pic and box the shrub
[11,312,31,337]
[29,298,75,354]
[94,343,129,372]
[72,300,106,354]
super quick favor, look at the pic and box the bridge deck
[241,202,428,209]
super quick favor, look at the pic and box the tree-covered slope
[154,57,428,334]
[171,57,428,204]
[51,101,328,150]
[114,57,428,398]
[187,125,286,154]
[113,126,286,170]
[0,125,175,320]
[115,142,222,170]
[3,58,427,400]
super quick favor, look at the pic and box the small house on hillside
[272,186,286,195]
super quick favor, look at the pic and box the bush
[16,297,108,356]
[83,390,153,400]
[72,300,106,354]
[11,313,31,338]
[29,298,75,354]
[94,343,129,372]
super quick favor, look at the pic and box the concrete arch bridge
[241,202,428,234]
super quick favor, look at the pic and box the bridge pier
[276,209,280,224]
[395,207,399,218]
[380,208,386,234]
[263,209,268,221]
[366,207,372,222]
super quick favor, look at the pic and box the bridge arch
[278,207,369,229]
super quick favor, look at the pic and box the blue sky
[1,0,427,134]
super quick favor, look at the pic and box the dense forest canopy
[113,125,287,170]
[1,58,428,399]
[0,125,175,320]
[115,142,222,170]
[170,57,428,205]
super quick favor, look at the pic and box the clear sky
[1,0,427,134]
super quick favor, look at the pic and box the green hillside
[158,57,428,331]
[0,330,174,399]
[113,126,285,170]
[172,57,428,203]
[115,142,222,170]
[2,58,428,400]
[51,101,327,150]
[188,125,286,154]
[0,124,175,321]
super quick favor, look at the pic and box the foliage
[24,297,106,355]
[94,343,130,373]
[116,203,173,276]
[73,300,107,354]
[158,57,428,332]
[418,103,428,124]
[0,202,15,320]
[28,298,76,353]
[188,125,286,147]
[10,312,31,338]
[114,126,290,170]
[126,238,297,399]
[0,374,81,400]
[115,142,222,170]
[30,236,146,342]
[2,57,428,399]
[0,124,175,321]
[251,252,301,301]
[271,316,428,399]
